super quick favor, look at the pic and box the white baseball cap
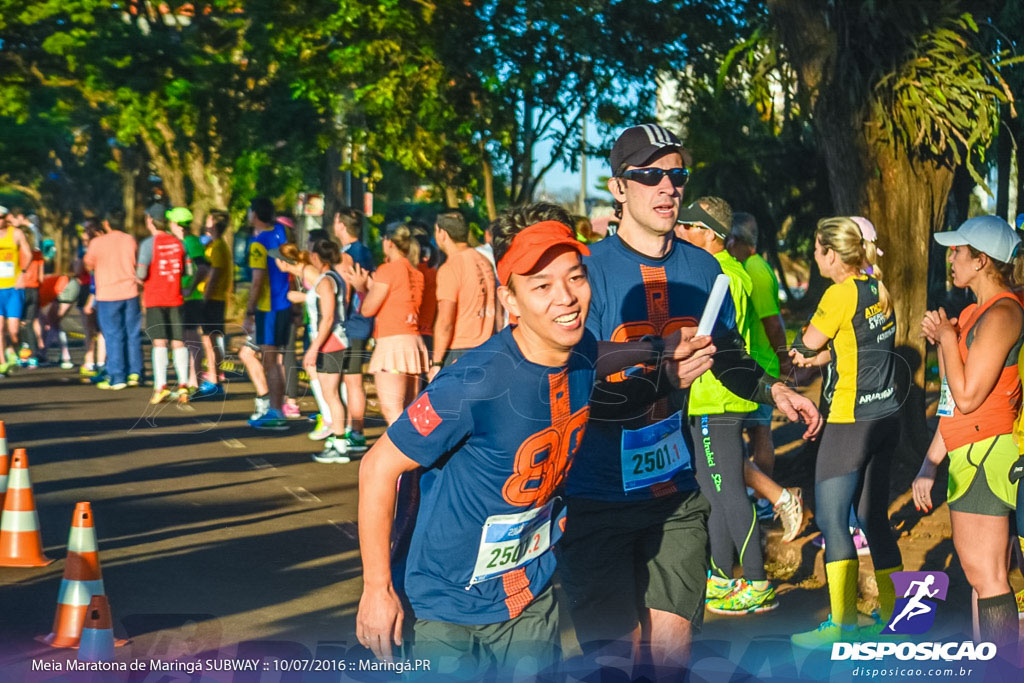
[934,215,1021,263]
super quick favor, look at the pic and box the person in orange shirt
[411,223,438,357]
[427,211,497,381]
[13,215,45,366]
[348,223,428,426]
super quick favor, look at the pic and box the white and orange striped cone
[0,422,9,512]
[77,595,115,663]
[42,502,105,648]
[0,448,53,567]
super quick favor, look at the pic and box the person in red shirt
[348,223,427,426]
[137,204,189,403]
[411,223,438,358]
[14,215,45,366]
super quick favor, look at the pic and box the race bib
[470,500,553,585]
[621,410,691,492]
[0,254,14,279]
[937,377,956,418]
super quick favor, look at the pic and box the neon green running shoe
[858,610,908,640]
[791,614,858,650]
[707,580,778,615]
[705,576,738,602]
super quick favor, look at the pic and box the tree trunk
[996,106,1013,220]
[480,144,498,221]
[443,186,459,209]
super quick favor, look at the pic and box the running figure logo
[883,571,949,635]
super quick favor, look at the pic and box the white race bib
[470,500,553,585]
[0,261,14,279]
[621,410,692,492]
[937,377,956,418]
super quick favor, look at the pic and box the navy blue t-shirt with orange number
[567,234,736,502]
[387,326,597,625]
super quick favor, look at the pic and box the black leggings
[20,287,39,351]
[815,417,902,569]
[691,414,766,581]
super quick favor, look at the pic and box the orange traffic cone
[0,449,53,567]
[42,502,105,648]
[0,422,9,512]
[77,595,115,663]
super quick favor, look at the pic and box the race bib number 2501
[621,410,692,492]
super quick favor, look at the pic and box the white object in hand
[696,274,730,337]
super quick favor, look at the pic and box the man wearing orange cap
[356,202,708,677]
[559,124,822,676]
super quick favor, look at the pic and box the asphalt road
[0,355,381,680]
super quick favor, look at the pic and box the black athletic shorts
[183,299,204,331]
[145,305,184,342]
[202,299,226,336]
[316,349,346,374]
[341,337,369,374]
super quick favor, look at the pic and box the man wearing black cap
[559,124,822,675]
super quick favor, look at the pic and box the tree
[764,0,1020,454]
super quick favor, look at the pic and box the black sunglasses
[619,167,690,187]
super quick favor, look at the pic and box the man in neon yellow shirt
[0,206,32,374]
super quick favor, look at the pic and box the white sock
[340,381,348,408]
[776,488,792,507]
[172,347,189,386]
[153,347,169,388]
[58,331,70,360]
[310,379,332,425]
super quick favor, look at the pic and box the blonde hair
[278,243,310,265]
[385,223,420,264]
[816,216,891,316]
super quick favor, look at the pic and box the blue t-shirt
[342,240,376,340]
[388,327,597,625]
[567,235,737,502]
[254,226,291,312]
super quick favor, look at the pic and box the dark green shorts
[341,337,369,374]
[410,583,559,680]
[559,489,710,649]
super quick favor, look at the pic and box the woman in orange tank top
[914,215,1023,656]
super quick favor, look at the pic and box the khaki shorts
[410,583,559,680]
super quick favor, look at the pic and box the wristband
[431,361,443,368]
[755,376,782,406]
[790,331,818,359]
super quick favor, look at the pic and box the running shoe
[192,381,224,399]
[96,380,127,391]
[127,373,141,387]
[88,369,109,384]
[790,615,858,650]
[774,487,804,543]
[5,347,18,365]
[312,436,351,464]
[858,610,908,640]
[60,360,74,370]
[80,364,97,377]
[308,415,333,441]
[0,361,11,375]
[176,387,190,405]
[22,357,38,369]
[1016,589,1024,619]
[150,386,172,404]
[249,408,289,431]
[705,576,738,602]
[282,402,302,419]
[344,430,368,453]
[17,345,32,362]
[706,580,778,615]
[250,396,271,421]
[812,527,870,555]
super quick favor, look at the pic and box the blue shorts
[743,403,773,428]
[0,288,24,320]
[255,309,291,348]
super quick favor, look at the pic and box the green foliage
[870,12,1022,188]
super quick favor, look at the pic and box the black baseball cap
[610,124,683,175]
[677,202,729,240]
[146,203,168,222]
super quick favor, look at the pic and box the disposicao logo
[831,571,997,662]
[884,570,948,635]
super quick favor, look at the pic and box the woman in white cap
[914,215,1023,658]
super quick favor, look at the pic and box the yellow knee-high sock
[825,559,859,628]
[874,564,903,623]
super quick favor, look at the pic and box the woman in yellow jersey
[788,217,903,649]
[914,216,1023,658]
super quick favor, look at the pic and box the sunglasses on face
[619,167,690,187]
